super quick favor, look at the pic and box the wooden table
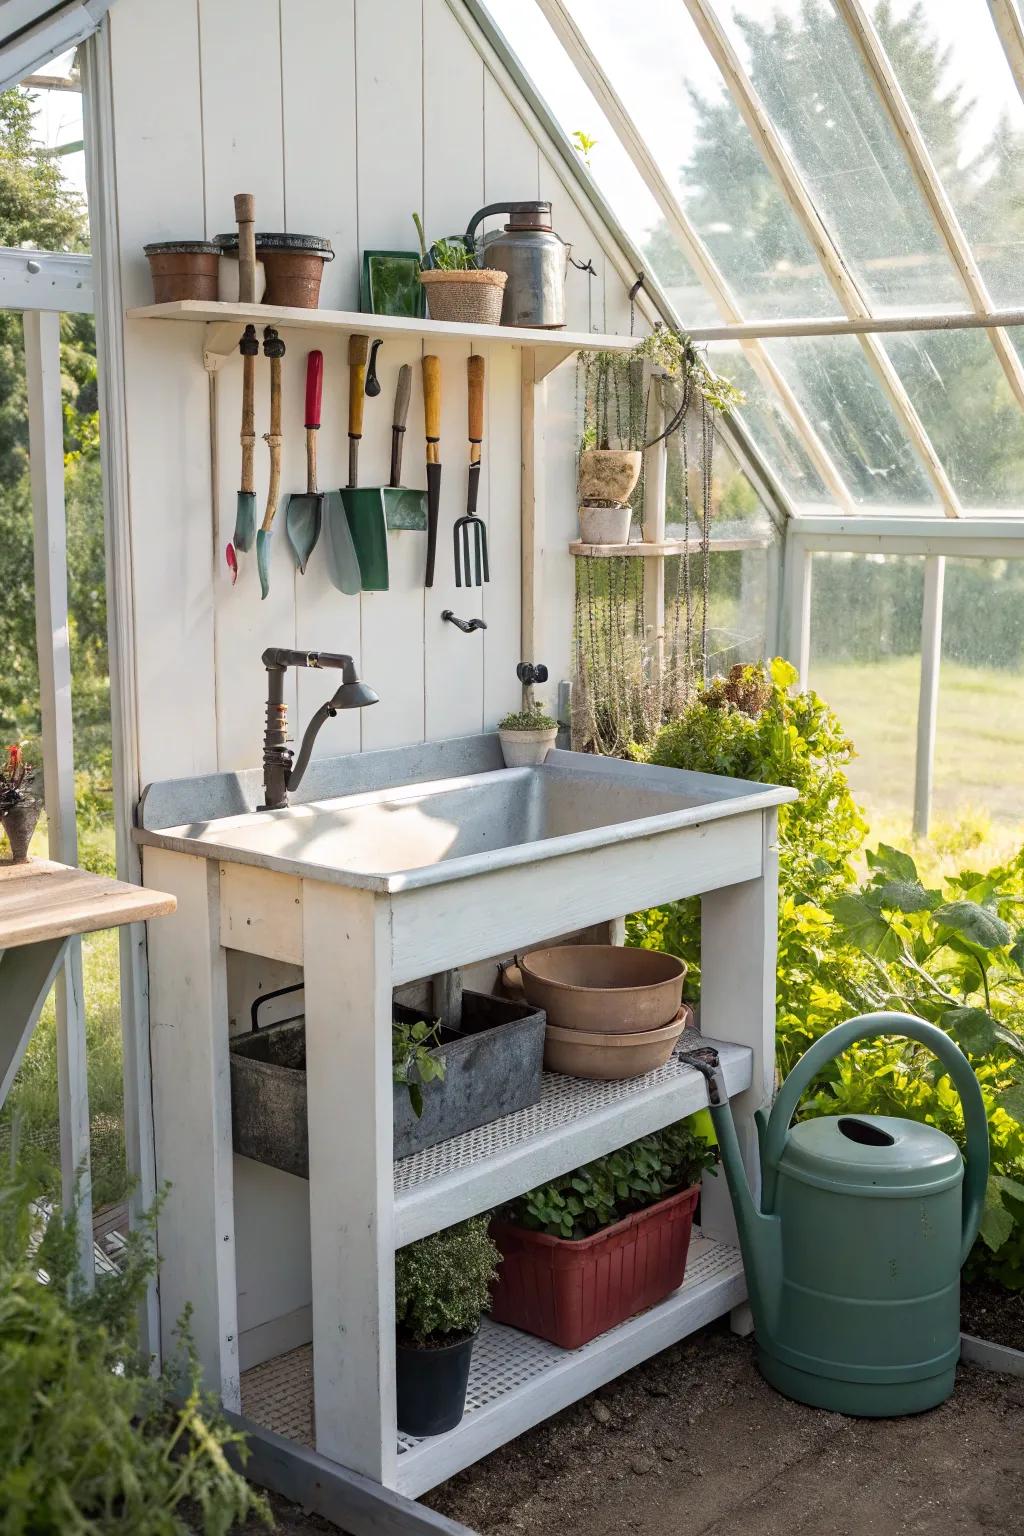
[0,859,176,1105]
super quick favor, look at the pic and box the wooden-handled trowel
[381,364,427,531]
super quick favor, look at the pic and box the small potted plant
[489,1116,716,1349]
[0,744,40,863]
[577,349,644,544]
[395,1215,501,1436]
[497,702,558,768]
[413,213,507,325]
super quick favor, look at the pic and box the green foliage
[0,1160,269,1533]
[498,704,557,731]
[570,129,597,167]
[412,211,475,272]
[392,1017,446,1119]
[504,1117,716,1241]
[395,1217,500,1346]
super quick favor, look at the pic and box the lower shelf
[239,1230,744,1499]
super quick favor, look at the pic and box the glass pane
[767,335,937,508]
[708,0,964,313]
[882,1,1024,310]
[554,0,837,318]
[933,559,1024,837]
[808,552,924,831]
[708,344,831,506]
[884,329,1024,509]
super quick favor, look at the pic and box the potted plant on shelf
[395,1215,501,1436]
[413,212,507,325]
[489,1116,716,1350]
[577,348,645,545]
[497,702,558,768]
[0,744,39,864]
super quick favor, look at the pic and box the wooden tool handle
[467,354,484,465]
[393,363,412,431]
[234,192,256,305]
[263,328,285,531]
[348,333,369,438]
[423,354,441,464]
[241,355,256,495]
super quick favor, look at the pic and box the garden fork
[454,354,490,587]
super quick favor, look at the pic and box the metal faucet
[261,647,379,810]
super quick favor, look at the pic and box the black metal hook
[366,338,383,397]
[516,662,548,686]
[442,610,487,634]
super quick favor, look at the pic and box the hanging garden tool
[366,338,383,397]
[422,354,441,587]
[285,350,325,573]
[340,332,388,591]
[381,364,426,530]
[454,354,489,586]
[256,325,285,601]
[231,194,259,560]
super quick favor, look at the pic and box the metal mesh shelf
[239,1231,745,1497]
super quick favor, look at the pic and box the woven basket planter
[419,268,507,324]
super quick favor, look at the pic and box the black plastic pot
[396,1330,476,1437]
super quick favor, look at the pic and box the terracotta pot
[490,1183,700,1349]
[419,268,507,325]
[498,725,558,767]
[578,503,632,545]
[519,944,686,1033]
[254,234,334,308]
[579,449,642,505]
[543,1007,691,1079]
[1,797,40,863]
[144,241,220,303]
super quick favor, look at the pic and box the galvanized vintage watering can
[699,1012,989,1417]
[464,202,571,328]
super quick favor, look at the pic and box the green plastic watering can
[699,1011,989,1417]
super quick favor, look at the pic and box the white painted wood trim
[682,0,962,518]
[302,882,397,1484]
[789,518,1024,558]
[532,0,854,511]
[641,378,667,706]
[570,535,772,558]
[988,0,1024,106]
[780,541,812,686]
[80,25,161,1357]
[23,307,94,1282]
[520,348,545,681]
[913,555,945,840]
[0,247,93,313]
[835,0,1024,414]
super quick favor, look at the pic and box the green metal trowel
[381,363,427,531]
[340,333,388,591]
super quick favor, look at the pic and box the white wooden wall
[106,0,641,785]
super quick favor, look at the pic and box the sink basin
[137,744,795,893]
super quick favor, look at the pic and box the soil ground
[962,1279,1024,1353]
[233,1323,1024,1536]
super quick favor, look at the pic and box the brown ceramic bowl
[519,945,686,1034]
[543,1006,692,1080]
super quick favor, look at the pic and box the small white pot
[578,503,632,545]
[218,254,267,303]
[498,726,558,767]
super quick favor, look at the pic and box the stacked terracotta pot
[518,943,691,1079]
[577,449,643,545]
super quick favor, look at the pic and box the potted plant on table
[497,702,558,768]
[489,1116,716,1350]
[0,745,39,864]
[395,1215,501,1436]
[413,212,507,325]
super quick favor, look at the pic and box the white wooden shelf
[238,1230,744,1499]
[570,534,772,558]
[126,299,637,379]
[393,1038,750,1246]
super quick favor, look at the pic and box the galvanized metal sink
[136,734,794,894]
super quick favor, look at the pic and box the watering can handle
[762,1011,989,1266]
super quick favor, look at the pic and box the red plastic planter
[489,1184,700,1351]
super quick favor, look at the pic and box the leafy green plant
[395,1216,500,1346]
[498,703,557,731]
[631,325,745,414]
[412,211,476,272]
[0,1159,269,1533]
[571,129,597,167]
[392,1017,446,1119]
[504,1117,716,1241]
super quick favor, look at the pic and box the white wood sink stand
[142,802,779,1498]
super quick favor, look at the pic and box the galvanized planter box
[230,989,546,1177]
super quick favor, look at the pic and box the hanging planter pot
[419,268,507,325]
[253,234,335,308]
[578,448,642,506]
[578,503,632,546]
[143,241,221,303]
[1,798,40,863]
[396,1330,477,1436]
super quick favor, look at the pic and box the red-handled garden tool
[256,325,285,600]
[285,350,325,573]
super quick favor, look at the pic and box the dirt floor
[962,1280,1024,1353]
[234,1323,1024,1536]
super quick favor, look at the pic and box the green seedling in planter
[395,1216,501,1346]
[392,1017,446,1118]
[412,211,476,271]
[498,704,558,732]
[504,1116,716,1241]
